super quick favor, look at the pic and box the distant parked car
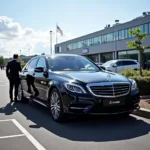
[101,59,140,73]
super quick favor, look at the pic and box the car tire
[49,88,65,122]
[18,84,29,103]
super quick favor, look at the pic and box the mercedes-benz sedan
[19,54,140,122]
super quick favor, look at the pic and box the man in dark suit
[6,54,22,103]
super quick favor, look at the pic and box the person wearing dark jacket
[6,54,22,103]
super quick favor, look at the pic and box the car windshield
[102,60,116,67]
[48,56,100,72]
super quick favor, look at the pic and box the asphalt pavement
[0,70,150,150]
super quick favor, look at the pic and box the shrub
[121,69,150,77]
[121,69,150,95]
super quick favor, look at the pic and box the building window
[101,52,113,63]
[107,33,113,42]
[113,31,118,41]
[124,29,128,39]
[144,24,149,34]
[128,28,132,38]
[89,38,93,46]
[68,44,72,50]
[119,30,122,40]
[93,37,99,44]
[72,43,78,49]
[139,25,144,33]
[78,41,82,48]
[131,27,135,37]
[118,50,138,60]
[122,30,125,39]
[99,36,101,44]
[87,54,99,63]
[56,46,61,53]
[102,35,107,43]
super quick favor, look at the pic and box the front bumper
[62,89,140,115]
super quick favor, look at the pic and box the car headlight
[129,79,138,91]
[63,82,86,94]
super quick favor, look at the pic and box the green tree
[127,28,148,76]
[0,56,6,66]
[18,56,26,68]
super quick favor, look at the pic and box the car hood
[56,71,129,83]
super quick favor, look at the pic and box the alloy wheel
[50,91,61,120]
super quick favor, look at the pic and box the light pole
[20,50,21,56]
[28,49,30,56]
[50,31,52,54]
[114,20,119,59]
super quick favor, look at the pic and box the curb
[132,108,150,119]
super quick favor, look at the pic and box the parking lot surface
[0,70,150,150]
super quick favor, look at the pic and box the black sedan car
[18,54,140,122]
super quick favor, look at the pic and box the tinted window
[144,24,148,34]
[49,56,99,72]
[28,58,38,71]
[123,61,137,65]
[36,57,46,68]
[116,61,123,66]
[107,33,113,42]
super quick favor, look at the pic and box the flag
[57,25,63,36]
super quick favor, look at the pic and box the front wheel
[49,88,65,122]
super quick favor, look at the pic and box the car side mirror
[34,67,44,73]
[113,64,117,68]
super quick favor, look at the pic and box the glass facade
[118,50,138,60]
[87,54,99,63]
[66,22,150,51]
[101,52,113,63]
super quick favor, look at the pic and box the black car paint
[19,54,140,115]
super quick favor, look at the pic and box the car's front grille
[87,83,130,98]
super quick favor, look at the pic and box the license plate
[103,98,125,106]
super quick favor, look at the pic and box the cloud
[0,16,76,58]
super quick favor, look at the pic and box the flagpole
[56,23,58,44]
[50,30,52,54]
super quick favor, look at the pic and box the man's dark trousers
[9,79,20,101]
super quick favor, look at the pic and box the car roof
[113,59,138,62]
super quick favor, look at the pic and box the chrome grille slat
[87,82,130,98]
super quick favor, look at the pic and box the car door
[115,61,124,73]
[20,57,39,97]
[34,57,49,101]
[123,60,135,70]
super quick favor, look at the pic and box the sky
[0,0,150,57]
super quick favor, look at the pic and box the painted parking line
[0,134,25,139]
[0,119,46,150]
[12,119,46,150]
[0,119,12,122]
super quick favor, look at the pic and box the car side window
[128,61,137,65]
[36,57,46,69]
[116,61,123,67]
[28,58,38,71]
[123,61,137,66]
